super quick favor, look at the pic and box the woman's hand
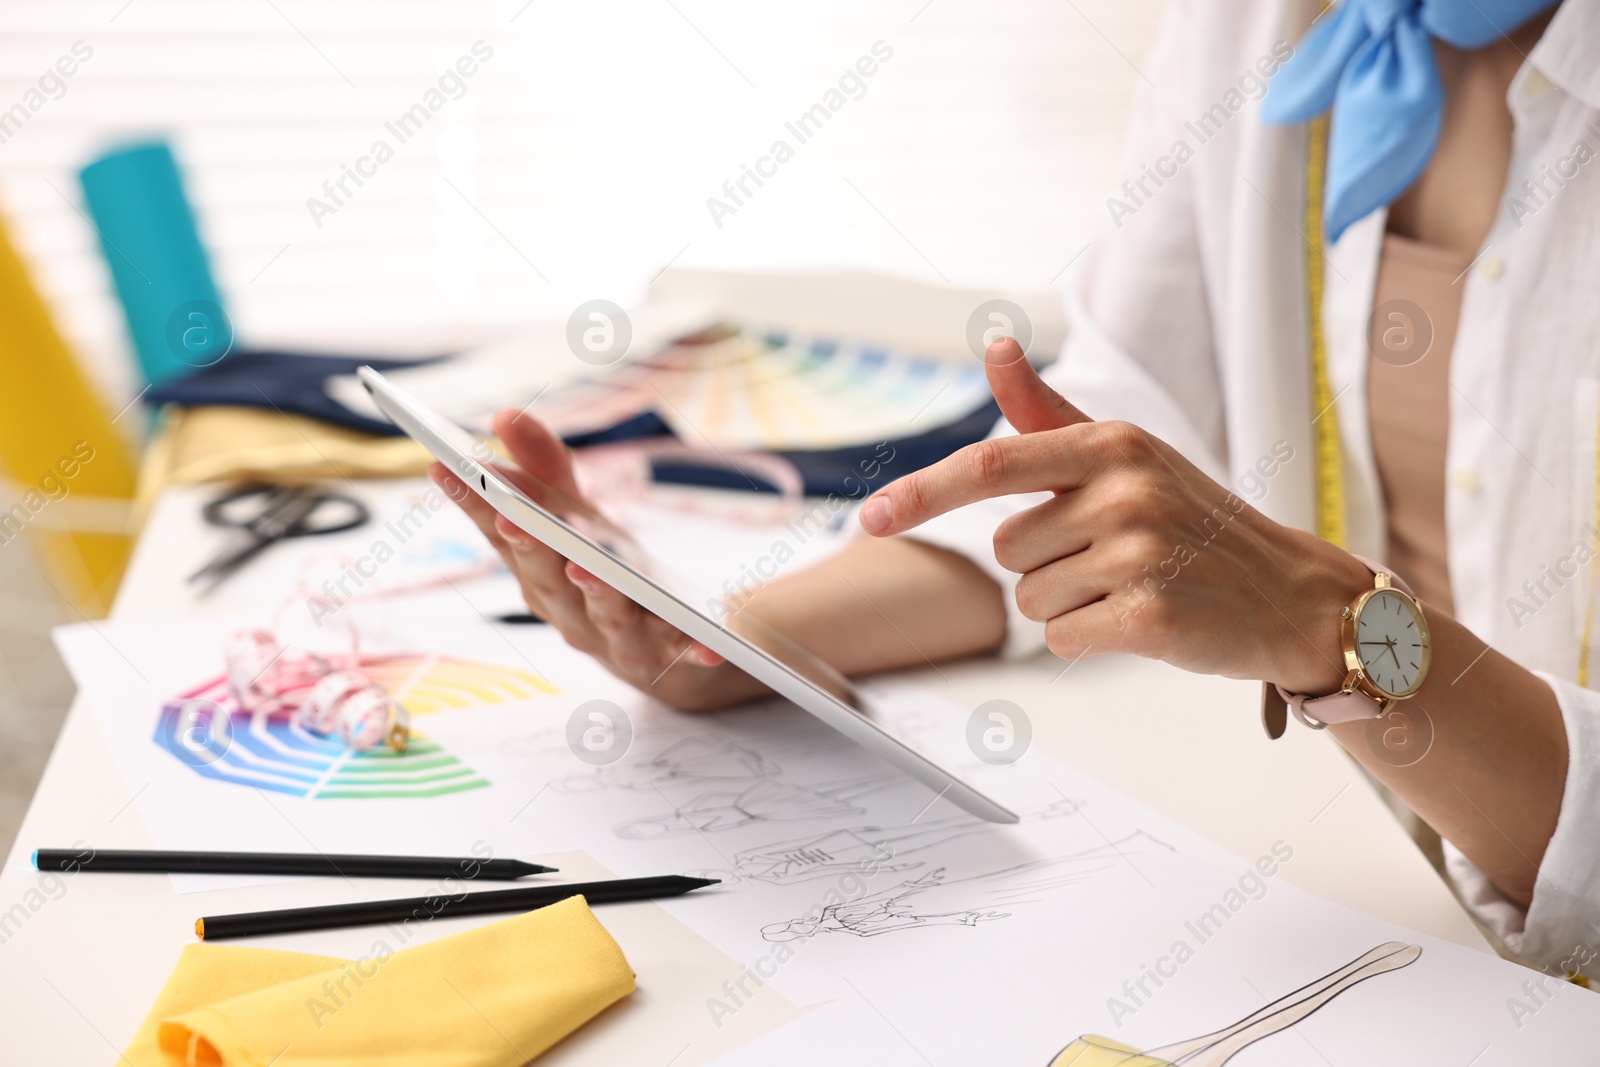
[432,409,767,710]
[858,341,1570,917]
[859,339,1372,694]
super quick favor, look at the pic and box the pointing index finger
[858,429,1094,536]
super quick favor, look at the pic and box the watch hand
[1385,638,1402,669]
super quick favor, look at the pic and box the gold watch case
[1337,572,1432,713]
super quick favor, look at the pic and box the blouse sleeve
[1442,671,1600,979]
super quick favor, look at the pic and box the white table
[0,482,1490,1065]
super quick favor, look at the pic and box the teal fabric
[79,141,231,385]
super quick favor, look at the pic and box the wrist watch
[1260,557,1431,737]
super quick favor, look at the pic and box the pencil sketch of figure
[615,773,904,838]
[761,831,1172,941]
[1049,942,1422,1067]
[554,734,781,794]
[695,797,1084,885]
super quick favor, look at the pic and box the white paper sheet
[52,615,1600,1060]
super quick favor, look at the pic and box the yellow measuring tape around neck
[1304,114,1348,552]
[1580,433,1600,686]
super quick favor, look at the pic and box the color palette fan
[532,328,992,450]
[153,654,555,799]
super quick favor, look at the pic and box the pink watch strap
[1260,557,1417,736]
[1279,681,1375,730]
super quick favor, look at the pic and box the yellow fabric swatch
[121,896,635,1067]
[137,405,433,510]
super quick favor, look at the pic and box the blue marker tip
[30,849,38,869]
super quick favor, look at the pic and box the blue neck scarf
[1262,0,1560,242]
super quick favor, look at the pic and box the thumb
[983,338,1091,434]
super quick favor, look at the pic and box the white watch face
[1355,589,1428,698]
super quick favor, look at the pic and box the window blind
[0,0,1162,418]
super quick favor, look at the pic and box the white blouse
[909,0,1600,977]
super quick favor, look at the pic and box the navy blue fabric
[561,411,673,447]
[649,398,1001,497]
[145,349,443,437]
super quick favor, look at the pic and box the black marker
[34,848,556,881]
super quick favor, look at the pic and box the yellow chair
[0,199,138,617]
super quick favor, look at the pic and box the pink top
[1365,233,1475,618]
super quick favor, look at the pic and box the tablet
[358,366,1017,824]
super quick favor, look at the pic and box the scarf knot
[1262,0,1559,241]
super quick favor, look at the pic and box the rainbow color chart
[154,654,556,799]
[531,329,992,451]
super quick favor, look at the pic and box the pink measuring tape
[222,629,409,751]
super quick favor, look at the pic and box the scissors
[188,483,370,593]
